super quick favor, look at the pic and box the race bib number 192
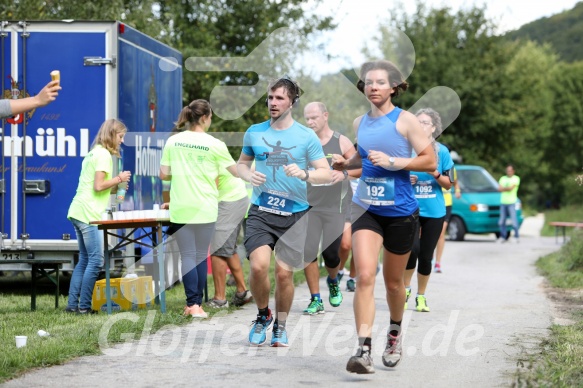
[356,177,396,206]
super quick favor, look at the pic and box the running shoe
[382,334,402,367]
[77,308,98,315]
[226,274,236,286]
[404,288,411,310]
[346,278,356,292]
[346,346,375,374]
[328,280,343,307]
[207,299,229,309]
[416,295,430,312]
[231,290,253,307]
[249,310,273,346]
[270,323,289,347]
[303,297,325,315]
[434,262,442,273]
[183,305,208,318]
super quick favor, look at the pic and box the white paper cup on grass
[15,336,27,348]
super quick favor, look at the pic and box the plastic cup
[50,70,60,85]
[153,204,160,211]
[15,336,27,348]
[37,330,50,337]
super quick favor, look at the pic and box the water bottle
[116,182,127,204]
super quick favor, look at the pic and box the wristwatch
[342,170,349,180]
[300,168,310,181]
[389,157,395,167]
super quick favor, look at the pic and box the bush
[537,229,583,288]
[562,173,583,206]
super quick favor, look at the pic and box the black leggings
[303,210,344,269]
[407,216,445,276]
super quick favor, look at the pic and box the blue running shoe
[270,323,289,347]
[249,310,273,346]
[346,278,356,292]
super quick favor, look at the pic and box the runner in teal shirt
[405,109,454,316]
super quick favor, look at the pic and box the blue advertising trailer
[0,21,182,271]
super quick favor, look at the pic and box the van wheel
[448,216,466,241]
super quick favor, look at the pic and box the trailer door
[1,22,114,246]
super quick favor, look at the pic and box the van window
[458,169,499,193]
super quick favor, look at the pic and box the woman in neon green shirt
[66,119,131,314]
[160,99,237,318]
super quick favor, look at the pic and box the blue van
[448,165,523,241]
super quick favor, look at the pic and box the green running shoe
[416,295,430,312]
[404,288,411,310]
[328,280,343,307]
[303,297,325,315]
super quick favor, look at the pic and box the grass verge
[539,204,583,237]
[0,256,328,384]
[514,229,583,386]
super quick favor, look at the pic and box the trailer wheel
[447,216,466,241]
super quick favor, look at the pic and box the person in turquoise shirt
[498,165,521,242]
[237,77,331,348]
[405,108,453,314]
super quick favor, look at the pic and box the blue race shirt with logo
[242,120,325,214]
[353,107,418,217]
[411,142,454,218]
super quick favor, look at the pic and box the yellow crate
[137,276,155,309]
[92,278,139,312]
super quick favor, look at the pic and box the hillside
[505,2,583,62]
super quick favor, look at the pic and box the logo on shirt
[259,137,296,182]
[3,75,35,125]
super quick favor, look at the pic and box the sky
[300,0,581,76]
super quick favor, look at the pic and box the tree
[156,0,335,137]
[503,41,556,207]
[370,3,571,207]
[0,0,167,39]
[372,3,517,166]
[547,61,583,205]
[1,0,336,155]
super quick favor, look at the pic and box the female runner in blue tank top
[332,60,436,373]
[405,108,454,314]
